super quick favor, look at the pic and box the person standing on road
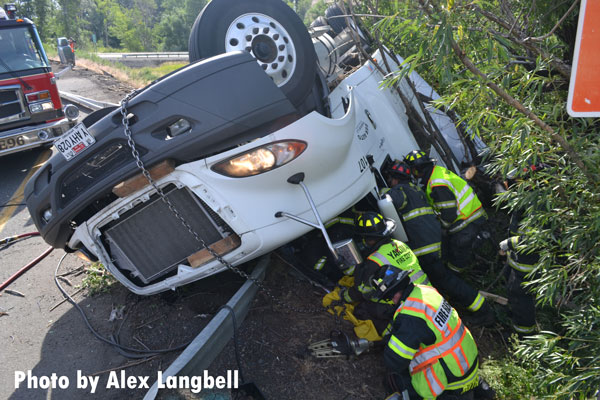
[370,266,493,399]
[403,150,488,276]
[382,160,494,327]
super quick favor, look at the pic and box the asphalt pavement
[0,64,137,400]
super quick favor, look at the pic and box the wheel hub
[226,13,297,87]
[251,35,277,63]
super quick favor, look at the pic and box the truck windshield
[0,25,49,73]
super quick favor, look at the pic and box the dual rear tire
[188,0,317,108]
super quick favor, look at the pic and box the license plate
[0,136,26,150]
[54,123,96,161]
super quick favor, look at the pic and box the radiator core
[104,185,226,284]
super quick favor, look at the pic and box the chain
[119,93,322,314]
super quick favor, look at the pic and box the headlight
[64,104,79,121]
[29,101,53,114]
[212,140,307,177]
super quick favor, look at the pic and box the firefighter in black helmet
[383,160,494,327]
[371,265,494,400]
[404,150,489,285]
[338,211,429,336]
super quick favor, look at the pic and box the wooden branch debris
[480,290,509,306]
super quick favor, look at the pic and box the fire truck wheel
[188,0,317,108]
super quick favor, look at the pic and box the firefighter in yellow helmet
[372,266,495,399]
[338,211,429,336]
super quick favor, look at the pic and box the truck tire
[324,3,347,35]
[188,0,317,108]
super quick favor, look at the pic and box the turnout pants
[419,253,481,312]
[507,268,536,333]
[386,371,475,400]
[443,218,486,273]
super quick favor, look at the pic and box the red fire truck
[0,4,78,157]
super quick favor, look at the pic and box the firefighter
[372,266,494,399]
[498,163,547,335]
[403,150,488,275]
[383,160,494,327]
[498,229,538,335]
[336,212,430,336]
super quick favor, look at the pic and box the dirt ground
[1,59,511,400]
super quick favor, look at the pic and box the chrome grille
[103,185,228,284]
[0,85,27,124]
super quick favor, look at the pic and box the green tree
[304,0,328,26]
[154,0,207,51]
[33,0,50,40]
[56,0,80,39]
[353,0,599,397]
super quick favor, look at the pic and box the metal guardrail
[59,91,119,112]
[97,52,189,59]
[144,255,270,400]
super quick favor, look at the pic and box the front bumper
[0,117,76,157]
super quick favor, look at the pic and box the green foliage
[480,353,546,399]
[16,0,208,52]
[128,61,187,82]
[357,0,600,397]
[303,0,328,26]
[81,262,116,295]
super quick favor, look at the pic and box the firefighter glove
[322,287,342,308]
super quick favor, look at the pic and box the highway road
[0,148,50,238]
[0,64,137,400]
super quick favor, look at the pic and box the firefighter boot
[473,377,496,399]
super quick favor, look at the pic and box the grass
[74,50,187,88]
[81,262,117,295]
[43,43,188,88]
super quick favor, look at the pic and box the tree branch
[416,0,595,183]
[524,0,579,42]
[471,4,572,79]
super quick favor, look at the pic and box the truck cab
[0,4,78,156]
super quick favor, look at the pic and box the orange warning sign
[567,0,600,117]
